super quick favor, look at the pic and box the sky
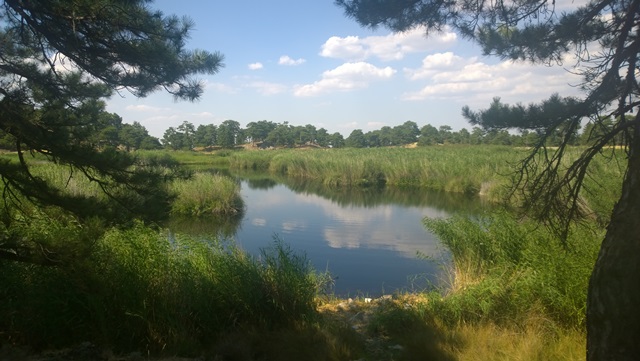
[105,0,588,138]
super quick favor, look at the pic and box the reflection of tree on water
[166,211,244,239]
[245,177,278,190]
[232,170,279,190]
[281,178,490,215]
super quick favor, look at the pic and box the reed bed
[1,147,620,359]
[229,145,623,216]
[169,172,244,216]
[229,146,521,199]
[423,211,600,328]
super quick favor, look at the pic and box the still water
[170,177,486,297]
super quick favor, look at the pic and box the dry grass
[449,321,585,361]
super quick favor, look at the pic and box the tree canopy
[336,0,639,359]
[0,0,223,263]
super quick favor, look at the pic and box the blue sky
[105,0,586,138]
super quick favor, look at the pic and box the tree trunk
[587,134,640,360]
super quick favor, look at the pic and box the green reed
[228,146,623,216]
[424,211,601,328]
[169,172,244,216]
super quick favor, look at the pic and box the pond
[169,175,488,297]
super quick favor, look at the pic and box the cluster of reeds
[423,211,600,328]
[169,172,244,216]
[228,145,624,216]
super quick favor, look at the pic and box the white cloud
[294,62,396,97]
[279,55,306,66]
[404,52,469,80]
[248,62,264,70]
[402,52,585,106]
[320,26,456,61]
[246,81,288,95]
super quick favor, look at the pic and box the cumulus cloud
[279,55,306,66]
[320,26,456,61]
[248,62,263,70]
[404,52,470,80]
[402,52,585,105]
[294,62,396,97]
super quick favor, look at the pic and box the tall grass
[423,211,600,328]
[0,224,333,356]
[169,172,244,216]
[229,146,527,199]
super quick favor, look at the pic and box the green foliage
[169,172,244,216]
[0,224,328,354]
[423,212,601,328]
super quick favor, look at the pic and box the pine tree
[0,0,224,264]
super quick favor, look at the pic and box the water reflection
[169,174,488,296]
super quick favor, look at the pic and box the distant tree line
[1,113,622,152]
[161,119,346,150]
[158,118,620,150]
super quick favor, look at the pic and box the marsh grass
[424,212,600,327]
[229,146,527,199]
[0,224,336,356]
[169,172,244,216]
[1,147,616,359]
[229,145,623,217]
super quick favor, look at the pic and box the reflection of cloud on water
[293,194,447,259]
[323,223,439,259]
[325,227,361,249]
[252,218,267,226]
[244,184,448,259]
[282,220,307,233]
